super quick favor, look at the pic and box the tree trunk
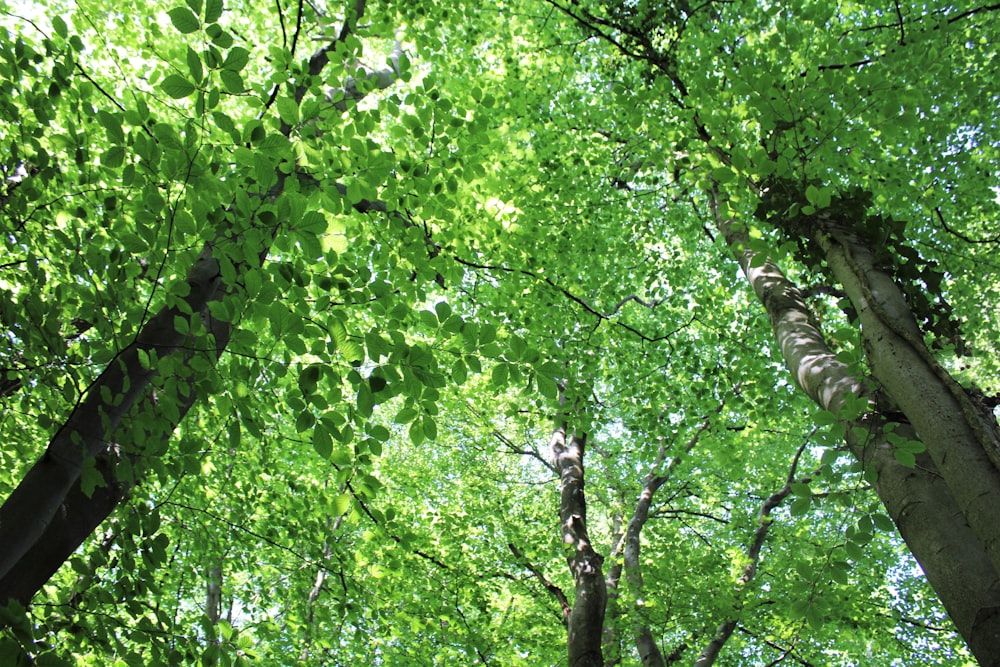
[0,245,233,603]
[815,221,1000,574]
[694,444,803,667]
[711,192,1000,665]
[552,424,607,667]
[0,2,396,608]
[623,482,665,667]
[602,513,623,667]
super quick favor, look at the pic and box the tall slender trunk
[602,513,623,667]
[694,442,806,667]
[622,480,665,667]
[551,423,607,667]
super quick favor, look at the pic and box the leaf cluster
[755,177,962,349]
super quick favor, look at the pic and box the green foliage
[755,178,963,347]
[0,0,996,666]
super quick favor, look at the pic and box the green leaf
[167,6,201,34]
[491,363,509,387]
[332,493,352,516]
[536,373,558,399]
[805,604,824,631]
[102,146,125,168]
[313,426,332,459]
[434,301,452,322]
[186,47,203,83]
[872,513,896,532]
[276,97,299,126]
[80,458,106,498]
[222,46,250,72]
[451,359,468,385]
[357,383,375,418]
[161,74,196,99]
[829,561,850,585]
[789,497,811,516]
[712,166,736,183]
[220,69,244,93]
[893,449,916,467]
[295,410,315,433]
[790,482,811,497]
[204,0,223,22]
[52,15,68,38]
[409,421,425,446]
[805,184,820,205]
[394,407,418,424]
[97,110,124,143]
[845,540,865,560]
[299,364,320,395]
[422,415,437,441]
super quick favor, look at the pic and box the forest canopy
[1,0,999,665]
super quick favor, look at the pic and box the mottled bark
[552,424,607,667]
[712,192,1000,665]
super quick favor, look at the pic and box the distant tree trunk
[620,475,665,667]
[551,423,607,667]
[711,190,1000,665]
[206,565,223,625]
[602,513,623,667]
[694,443,804,667]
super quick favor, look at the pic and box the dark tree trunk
[552,424,607,667]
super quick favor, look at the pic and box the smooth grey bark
[712,192,1000,665]
[623,479,666,667]
[552,424,607,667]
[206,565,223,625]
[600,412,716,667]
[850,421,1000,665]
[816,223,1000,576]
[602,513,623,667]
[622,414,714,667]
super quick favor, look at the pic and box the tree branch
[507,542,570,620]
[452,256,694,344]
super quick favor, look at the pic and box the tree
[527,0,1000,662]
[0,0,998,665]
